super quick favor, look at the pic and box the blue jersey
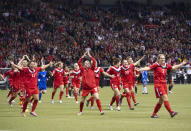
[141,71,148,85]
[38,71,47,90]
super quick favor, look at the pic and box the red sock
[80,102,84,112]
[22,101,28,112]
[116,96,120,107]
[153,102,162,115]
[51,92,55,99]
[110,96,116,106]
[7,90,12,97]
[59,91,64,100]
[126,92,132,108]
[96,99,102,112]
[131,92,136,103]
[31,100,38,112]
[91,97,95,107]
[164,101,173,114]
[66,88,68,96]
[9,96,16,103]
[74,93,78,101]
[30,98,34,103]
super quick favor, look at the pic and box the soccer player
[86,62,114,109]
[77,50,104,115]
[137,54,188,118]
[70,63,81,103]
[141,70,149,94]
[107,58,121,111]
[63,66,70,97]
[51,62,66,104]
[10,60,52,117]
[37,68,48,103]
[134,68,140,94]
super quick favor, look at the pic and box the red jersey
[150,62,172,84]
[22,67,42,89]
[63,70,69,82]
[12,71,20,88]
[78,56,96,90]
[94,67,104,86]
[107,66,121,85]
[120,64,134,84]
[3,70,14,86]
[70,69,81,84]
[53,68,65,84]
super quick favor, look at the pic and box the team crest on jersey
[94,67,101,74]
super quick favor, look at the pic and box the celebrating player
[77,51,104,115]
[107,58,121,111]
[70,63,81,103]
[141,70,149,94]
[10,60,52,117]
[137,54,188,118]
[63,66,70,97]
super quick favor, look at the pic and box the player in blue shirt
[141,71,149,94]
[38,69,48,103]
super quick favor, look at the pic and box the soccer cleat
[51,99,54,104]
[86,100,90,107]
[59,100,63,104]
[12,100,15,103]
[169,91,172,94]
[39,101,42,103]
[171,112,178,118]
[90,106,95,110]
[21,112,26,117]
[100,111,104,115]
[134,102,139,106]
[77,112,82,116]
[151,114,159,118]
[109,105,113,111]
[130,107,134,110]
[30,112,38,117]
[76,101,79,104]
[8,101,13,107]
[117,106,121,111]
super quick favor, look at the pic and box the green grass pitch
[0,84,191,131]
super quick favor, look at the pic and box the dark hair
[113,58,121,65]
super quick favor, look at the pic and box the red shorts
[154,84,167,98]
[110,83,121,91]
[82,87,98,97]
[122,82,133,90]
[72,81,80,89]
[54,82,64,89]
[63,80,69,86]
[12,85,20,93]
[25,88,39,98]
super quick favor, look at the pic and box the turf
[0,84,191,131]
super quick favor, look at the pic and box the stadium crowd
[0,0,191,67]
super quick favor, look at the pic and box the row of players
[0,51,188,118]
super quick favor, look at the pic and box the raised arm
[41,61,53,70]
[102,71,115,78]
[137,66,151,72]
[172,59,188,70]
[17,55,26,66]
[78,51,87,68]
[134,55,145,66]
[0,74,5,81]
[10,61,23,70]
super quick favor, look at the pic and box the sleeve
[107,67,112,74]
[167,64,172,70]
[78,57,83,69]
[91,56,96,70]
[100,68,104,73]
[3,71,8,77]
[149,63,158,70]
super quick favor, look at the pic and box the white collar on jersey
[73,70,81,74]
[111,66,121,72]
[156,62,167,68]
[28,68,36,73]
[94,67,101,73]
[56,69,64,72]
[121,65,130,70]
